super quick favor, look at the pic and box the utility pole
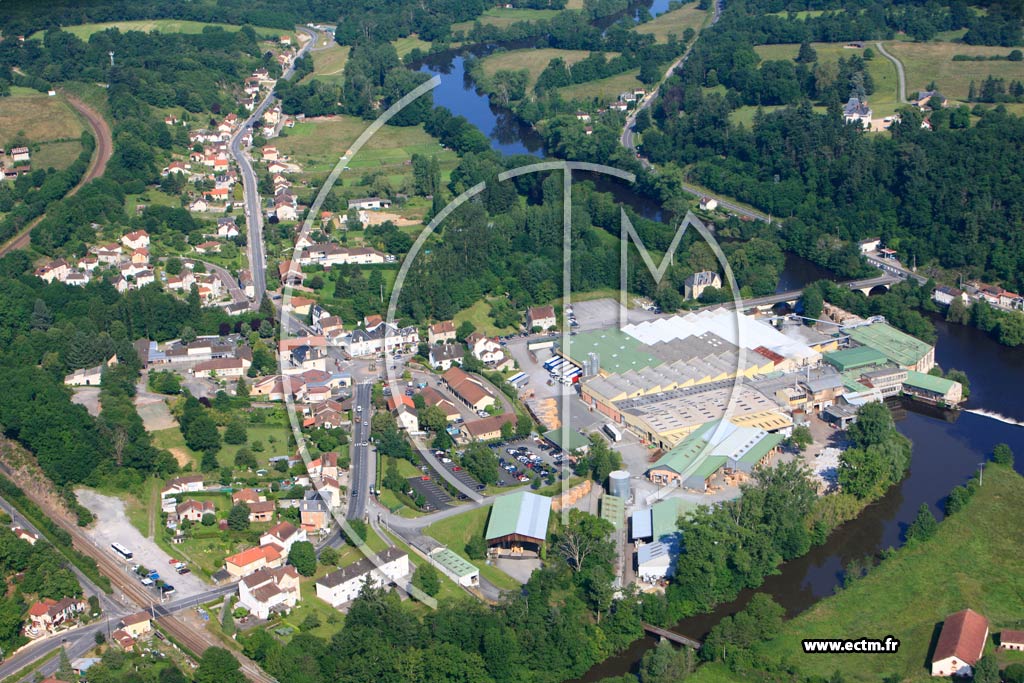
[108,51,115,67]
[978,462,985,486]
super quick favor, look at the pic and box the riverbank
[689,462,1024,682]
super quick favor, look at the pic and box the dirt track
[0,93,113,256]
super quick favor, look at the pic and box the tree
[227,503,251,532]
[319,546,339,567]
[789,425,812,452]
[555,509,615,573]
[201,512,216,526]
[465,535,487,560]
[224,420,247,445]
[235,377,249,398]
[797,41,818,63]
[973,655,999,683]
[456,320,475,340]
[640,640,694,683]
[847,402,895,449]
[31,299,53,331]
[944,485,971,515]
[801,283,824,322]
[992,442,1014,465]
[57,647,74,681]
[1004,663,1024,683]
[412,563,441,597]
[194,647,246,683]
[288,541,317,576]
[462,442,499,485]
[906,503,937,542]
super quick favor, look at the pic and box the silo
[608,470,630,499]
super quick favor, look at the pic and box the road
[875,42,907,104]
[722,273,901,309]
[620,0,723,158]
[0,94,113,256]
[866,253,927,284]
[190,258,249,307]
[230,26,317,309]
[347,382,374,520]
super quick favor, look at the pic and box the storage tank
[608,470,630,499]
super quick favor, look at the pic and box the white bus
[111,543,133,560]
[603,423,622,442]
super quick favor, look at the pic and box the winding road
[0,94,113,256]
[875,41,908,104]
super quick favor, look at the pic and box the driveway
[75,489,211,598]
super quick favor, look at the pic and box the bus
[111,543,133,560]
[603,423,622,443]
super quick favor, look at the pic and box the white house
[347,197,391,210]
[259,521,307,556]
[121,230,150,250]
[237,565,300,619]
[466,332,503,364]
[429,343,465,371]
[161,474,205,497]
[315,548,409,607]
[858,237,881,254]
[526,305,556,331]
[698,196,718,211]
[930,609,989,678]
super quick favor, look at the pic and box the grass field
[728,103,828,127]
[480,48,596,92]
[392,35,433,58]
[635,1,710,43]
[753,43,900,117]
[883,41,1024,101]
[424,505,520,591]
[690,464,1024,682]
[768,9,826,18]
[32,19,282,41]
[150,423,292,471]
[453,298,521,337]
[0,89,86,163]
[452,7,563,33]
[557,69,644,103]
[275,117,458,186]
[300,44,350,86]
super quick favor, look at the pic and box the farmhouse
[931,609,989,677]
[526,305,556,331]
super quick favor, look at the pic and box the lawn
[452,7,563,33]
[299,44,350,86]
[557,69,645,104]
[274,117,458,189]
[479,48,596,92]
[32,19,282,41]
[753,42,900,117]
[728,103,828,127]
[423,505,521,592]
[381,529,468,606]
[152,427,200,469]
[30,140,84,171]
[882,41,1024,101]
[150,422,292,471]
[690,463,1024,683]
[453,298,520,337]
[635,1,710,42]
[392,35,432,58]
[0,89,86,151]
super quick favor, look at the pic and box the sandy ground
[76,489,211,597]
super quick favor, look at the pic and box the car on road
[363,420,368,426]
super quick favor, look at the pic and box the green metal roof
[651,498,686,542]
[601,495,625,529]
[648,421,719,475]
[432,548,478,578]
[904,370,956,395]
[840,369,874,392]
[690,455,729,483]
[846,323,932,368]
[543,429,591,453]
[485,491,551,542]
[734,432,784,466]
[561,328,660,375]
[823,346,888,371]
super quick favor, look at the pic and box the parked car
[452,466,462,471]
[441,457,452,464]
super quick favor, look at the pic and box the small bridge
[642,623,703,649]
[720,273,901,313]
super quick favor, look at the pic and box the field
[274,117,458,189]
[299,44,350,86]
[392,35,433,58]
[32,19,282,41]
[0,88,86,168]
[882,41,1024,101]
[424,505,520,591]
[635,1,710,43]
[690,464,1024,682]
[557,69,645,103]
[479,48,596,92]
[729,103,827,127]
[452,7,563,33]
[453,298,521,337]
[753,43,900,117]
[150,423,293,471]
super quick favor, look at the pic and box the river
[415,36,1024,682]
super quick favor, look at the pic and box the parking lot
[405,473,453,511]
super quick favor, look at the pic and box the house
[262,146,279,162]
[165,161,188,176]
[275,199,298,221]
[285,343,328,375]
[315,548,409,607]
[161,474,205,497]
[342,322,420,357]
[237,565,300,619]
[913,90,948,110]
[858,237,881,254]
[428,320,456,345]
[441,366,497,412]
[192,357,250,378]
[176,499,215,523]
[64,364,104,387]
[698,196,718,211]
[684,271,722,300]
[278,260,304,285]
[190,198,209,213]
[1001,630,1024,651]
[260,521,306,555]
[10,147,30,163]
[64,271,90,287]
[428,548,479,587]
[118,612,152,639]
[34,259,70,283]
[251,374,307,402]
[466,332,504,364]
[637,541,674,582]
[843,96,872,128]
[300,494,329,532]
[429,342,465,371]
[394,404,419,432]
[232,488,262,505]
[12,526,39,545]
[217,217,240,238]
[526,305,555,331]
[247,500,276,523]
[347,197,391,210]
[27,597,87,634]
[121,230,150,250]
[421,387,461,421]
[224,544,284,578]
[239,270,255,298]
[110,629,136,649]
[931,609,989,677]
[92,243,123,264]
[462,413,516,441]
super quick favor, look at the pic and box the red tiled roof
[933,609,989,666]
